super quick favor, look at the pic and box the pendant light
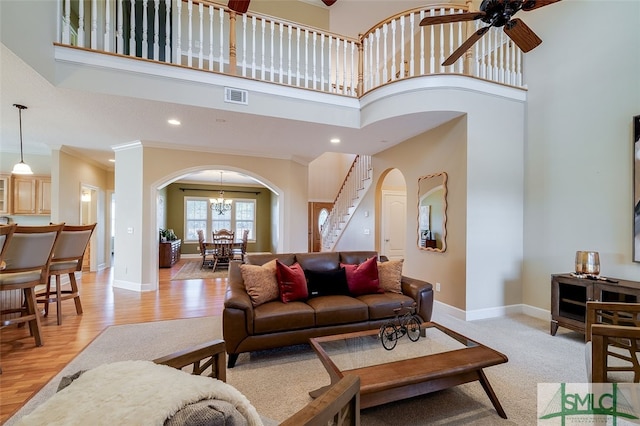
[210,171,232,215]
[11,104,33,175]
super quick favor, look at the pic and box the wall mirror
[417,172,448,252]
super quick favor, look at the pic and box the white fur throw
[17,360,263,426]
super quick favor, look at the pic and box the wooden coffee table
[309,322,508,418]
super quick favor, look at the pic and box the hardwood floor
[0,259,227,423]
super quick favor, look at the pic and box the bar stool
[0,223,63,347]
[36,223,96,325]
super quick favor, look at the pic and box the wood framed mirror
[417,172,447,252]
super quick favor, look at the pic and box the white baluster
[129,0,136,56]
[328,35,332,91]
[104,0,111,52]
[175,0,182,64]
[516,48,522,86]
[382,23,388,82]
[419,10,424,75]
[187,0,192,66]
[304,29,309,88]
[241,14,247,76]
[439,8,444,72]
[335,37,340,91]
[295,27,300,86]
[115,0,123,53]
[499,30,504,83]
[91,0,97,49]
[260,19,266,80]
[480,21,486,79]
[474,21,480,78]
[142,0,148,58]
[218,7,224,73]
[350,41,355,94]
[165,0,170,62]
[153,0,160,60]
[374,29,380,87]
[390,20,396,81]
[251,16,256,79]
[208,5,213,71]
[78,0,85,47]
[198,2,203,69]
[62,0,70,44]
[279,23,284,84]
[429,9,435,73]
[448,8,454,69]
[320,34,325,90]
[457,21,463,73]
[492,28,498,80]
[287,26,292,85]
[312,32,317,90]
[341,37,347,93]
[400,16,405,79]
[409,13,414,77]
[269,21,275,82]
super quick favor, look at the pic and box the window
[184,197,256,242]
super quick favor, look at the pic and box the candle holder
[575,251,600,276]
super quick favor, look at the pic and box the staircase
[321,155,372,251]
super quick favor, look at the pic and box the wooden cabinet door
[12,176,37,214]
[0,174,9,215]
[38,178,51,214]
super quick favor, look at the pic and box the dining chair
[36,223,96,325]
[212,229,235,271]
[232,229,249,262]
[0,223,64,346]
[0,224,17,269]
[196,229,215,269]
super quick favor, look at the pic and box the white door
[381,191,406,260]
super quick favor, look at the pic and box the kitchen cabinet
[11,175,51,215]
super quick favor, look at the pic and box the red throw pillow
[341,256,383,296]
[275,260,308,303]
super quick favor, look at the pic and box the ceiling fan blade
[503,18,542,52]
[442,26,490,66]
[419,12,485,26]
[522,0,561,11]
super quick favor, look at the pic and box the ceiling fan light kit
[419,0,560,66]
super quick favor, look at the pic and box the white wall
[523,0,640,313]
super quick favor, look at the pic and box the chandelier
[210,172,232,215]
[11,104,33,175]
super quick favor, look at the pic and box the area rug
[6,313,588,425]
[171,260,229,280]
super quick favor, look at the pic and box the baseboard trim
[113,280,157,292]
[434,300,551,322]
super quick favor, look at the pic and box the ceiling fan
[419,0,561,66]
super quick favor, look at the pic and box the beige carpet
[6,313,589,425]
[171,260,230,280]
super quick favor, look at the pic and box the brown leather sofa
[223,251,434,368]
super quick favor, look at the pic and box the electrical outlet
[436,282,441,292]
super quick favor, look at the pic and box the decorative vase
[575,251,600,275]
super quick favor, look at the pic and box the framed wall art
[634,115,640,262]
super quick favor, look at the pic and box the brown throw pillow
[240,259,279,307]
[377,259,404,293]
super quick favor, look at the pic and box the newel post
[464,0,473,76]
[229,10,238,75]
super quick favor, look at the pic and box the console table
[550,273,640,337]
[159,239,181,268]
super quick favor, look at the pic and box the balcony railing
[57,0,526,97]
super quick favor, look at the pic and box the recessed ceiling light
[108,159,115,163]
[168,119,181,125]
[330,138,341,144]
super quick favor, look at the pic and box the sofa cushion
[377,259,404,294]
[357,292,416,320]
[305,267,349,298]
[339,251,378,265]
[295,252,340,271]
[240,259,279,307]
[245,253,295,266]
[341,256,383,296]
[306,296,369,326]
[275,260,308,303]
[253,300,315,333]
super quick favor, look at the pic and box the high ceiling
[0,43,459,183]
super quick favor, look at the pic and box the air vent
[224,87,248,105]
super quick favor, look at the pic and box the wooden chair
[196,229,215,269]
[232,229,249,262]
[36,223,96,325]
[155,340,360,426]
[0,224,17,270]
[0,224,64,346]
[586,301,640,382]
[212,229,235,271]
